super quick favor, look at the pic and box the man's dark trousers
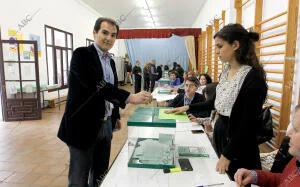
[135,76,141,93]
[68,118,112,187]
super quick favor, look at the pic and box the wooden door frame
[0,40,41,121]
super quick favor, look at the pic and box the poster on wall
[29,34,41,57]
[8,28,23,60]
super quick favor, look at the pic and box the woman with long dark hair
[212,23,267,179]
[197,73,212,94]
[165,23,268,179]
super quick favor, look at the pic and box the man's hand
[164,106,189,114]
[216,155,231,174]
[234,168,254,187]
[128,91,152,104]
[114,119,121,132]
[170,87,178,92]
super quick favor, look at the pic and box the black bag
[270,136,293,173]
[257,105,274,144]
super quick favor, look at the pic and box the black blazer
[58,45,130,149]
[169,92,208,117]
[222,68,267,168]
[192,68,267,169]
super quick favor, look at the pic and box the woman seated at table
[197,73,212,94]
[234,104,300,187]
[168,76,206,117]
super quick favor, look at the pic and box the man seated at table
[168,76,206,117]
[167,71,181,87]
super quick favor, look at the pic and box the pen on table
[197,182,224,187]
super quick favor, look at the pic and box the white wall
[290,4,300,119]
[0,0,103,112]
[192,0,300,128]
[192,0,231,29]
[0,0,101,85]
[111,39,127,58]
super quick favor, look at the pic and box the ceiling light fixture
[145,0,156,28]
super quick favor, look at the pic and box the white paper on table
[223,181,259,187]
[195,173,231,187]
[176,122,204,131]
[155,94,177,102]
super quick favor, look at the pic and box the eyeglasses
[185,84,196,89]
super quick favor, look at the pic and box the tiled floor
[0,85,141,187]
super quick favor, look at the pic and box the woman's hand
[234,168,254,187]
[188,114,202,123]
[216,155,231,174]
[164,106,189,114]
[203,121,213,134]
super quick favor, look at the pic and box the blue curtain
[125,35,189,71]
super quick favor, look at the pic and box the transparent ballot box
[127,107,176,169]
[157,77,170,87]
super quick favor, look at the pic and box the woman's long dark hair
[199,73,212,84]
[214,23,266,78]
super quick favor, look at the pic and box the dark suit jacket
[156,66,162,80]
[133,66,142,80]
[168,92,208,117]
[58,45,130,149]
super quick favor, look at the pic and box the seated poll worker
[58,17,152,187]
[188,83,219,123]
[168,76,206,117]
[167,71,181,87]
[170,71,188,93]
[234,104,300,187]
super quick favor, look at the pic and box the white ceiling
[80,0,207,29]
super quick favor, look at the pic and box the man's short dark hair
[94,17,120,36]
[186,76,200,87]
[169,71,178,77]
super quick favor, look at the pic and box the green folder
[159,109,189,122]
[127,107,176,128]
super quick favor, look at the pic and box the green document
[159,109,189,122]
[178,146,209,157]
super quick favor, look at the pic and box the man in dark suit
[168,76,207,117]
[156,64,163,81]
[149,60,158,92]
[57,17,152,187]
[176,64,184,83]
[133,60,142,93]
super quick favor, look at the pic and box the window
[45,25,73,87]
[86,38,94,46]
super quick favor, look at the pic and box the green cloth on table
[159,109,189,121]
